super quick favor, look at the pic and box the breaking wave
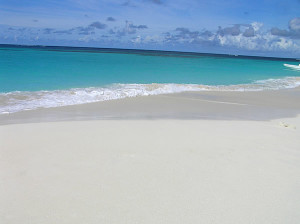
[1,76,300,114]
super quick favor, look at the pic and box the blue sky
[0,0,300,57]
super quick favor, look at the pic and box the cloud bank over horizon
[0,0,300,57]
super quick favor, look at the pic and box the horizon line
[0,43,299,61]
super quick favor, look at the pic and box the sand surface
[1,89,300,223]
[1,118,300,223]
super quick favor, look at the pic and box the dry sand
[1,89,300,223]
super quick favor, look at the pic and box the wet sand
[1,87,300,125]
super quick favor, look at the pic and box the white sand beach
[1,89,300,223]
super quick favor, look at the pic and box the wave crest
[1,77,300,114]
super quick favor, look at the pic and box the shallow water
[0,45,299,113]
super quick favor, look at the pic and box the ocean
[0,45,300,114]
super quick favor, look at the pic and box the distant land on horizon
[1,44,299,61]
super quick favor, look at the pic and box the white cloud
[159,22,300,54]
[251,22,263,32]
[215,29,300,52]
[289,17,300,31]
[2,19,300,56]
[131,35,141,43]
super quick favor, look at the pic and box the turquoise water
[1,46,299,92]
[0,45,299,113]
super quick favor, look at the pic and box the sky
[0,0,300,57]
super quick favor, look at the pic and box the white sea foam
[1,77,300,114]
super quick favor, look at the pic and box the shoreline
[1,76,300,115]
[1,87,300,125]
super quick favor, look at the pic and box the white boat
[284,63,300,70]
